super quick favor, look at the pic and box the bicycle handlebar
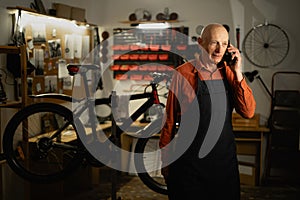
[151,72,172,84]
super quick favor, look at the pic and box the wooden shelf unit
[6,7,95,97]
[0,45,27,199]
[0,45,28,106]
[111,27,188,80]
[7,6,96,27]
[1,7,97,199]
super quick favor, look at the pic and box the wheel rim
[3,103,83,182]
[134,137,168,195]
[243,23,289,67]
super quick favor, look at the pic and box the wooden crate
[232,113,260,128]
[52,3,72,19]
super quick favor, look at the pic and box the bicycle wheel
[134,136,168,195]
[243,23,289,67]
[3,103,84,183]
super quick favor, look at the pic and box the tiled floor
[63,168,300,200]
[26,149,300,200]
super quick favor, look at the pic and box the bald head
[198,23,230,64]
[200,23,229,45]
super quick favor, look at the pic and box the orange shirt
[159,60,256,149]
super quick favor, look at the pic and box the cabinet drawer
[236,142,259,155]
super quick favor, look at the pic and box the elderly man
[159,23,256,200]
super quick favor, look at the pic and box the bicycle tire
[242,23,289,68]
[3,103,84,183]
[134,137,168,195]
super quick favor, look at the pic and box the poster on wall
[64,34,74,59]
[33,76,44,94]
[82,35,90,59]
[27,77,33,95]
[63,76,73,90]
[34,48,44,75]
[44,75,58,93]
[74,35,82,59]
[31,23,46,44]
[48,39,62,58]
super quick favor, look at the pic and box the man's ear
[197,37,203,45]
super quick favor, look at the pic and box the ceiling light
[137,22,170,29]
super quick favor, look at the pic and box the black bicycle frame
[30,67,162,140]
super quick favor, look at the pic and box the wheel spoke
[243,24,289,67]
[3,103,83,182]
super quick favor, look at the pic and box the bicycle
[2,64,170,195]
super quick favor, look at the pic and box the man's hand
[227,44,243,82]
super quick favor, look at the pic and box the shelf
[0,45,27,200]
[120,20,180,24]
[0,46,20,54]
[0,45,27,105]
[0,101,22,108]
[7,6,96,27]
[5,7,94,96]
[112,27,188,80]
[235,138,261,142]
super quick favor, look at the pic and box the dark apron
[167,72,240,200]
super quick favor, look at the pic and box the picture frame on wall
[48,39,62,58]
[44,75,58,93]
[31,23,46,44]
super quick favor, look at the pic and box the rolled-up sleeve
[159,72,181,149]
[231,76,256,119]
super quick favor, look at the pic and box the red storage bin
[157,65,168,71]
[110,64,120,71]
[148,54,158,61]
[120,65,129,71]
[147,65,157,71]
[140,44,149,51]
[120,54,130,60]
[119,44,130,51]
[129,54,139,60]
[149,44,159,51]
[130,44,140,51]
[115,74,128,80]
[112,54,120,60]
[139,65,148,71]
[129,65,139,71]
[143,74,153,81]
[130,74,143,80]
[167,65,175,71]
[112,45,121,50]
[159,54,169,60]
[161,44,171,51]
[139,54,148,60]
[176,44,187,51]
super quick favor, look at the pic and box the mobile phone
[222,40,237,66]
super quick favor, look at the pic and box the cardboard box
[71,7,86,21]
[239,163,258,186]
[52,3,72,19]
[236,140,260,186]
[236,142,259,155]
